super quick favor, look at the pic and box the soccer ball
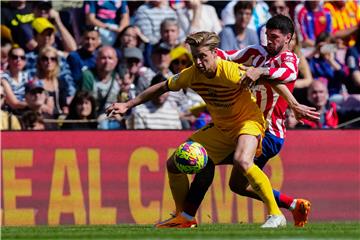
[174,141,208,174]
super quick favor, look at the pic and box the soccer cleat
[260,214,286,228]
[155,214,198,228]
[292,199,311,227]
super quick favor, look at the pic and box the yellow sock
[168,172,189,213]
[245,164,282,215]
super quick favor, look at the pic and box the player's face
[266,29,291,56]
[190,46,217,77]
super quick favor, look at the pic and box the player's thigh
[189,123,236,165]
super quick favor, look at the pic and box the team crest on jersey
[172,73,180,83]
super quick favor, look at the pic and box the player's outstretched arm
[269,82,320,123]
[106,80,169,117]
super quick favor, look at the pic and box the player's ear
[285,33,292,44]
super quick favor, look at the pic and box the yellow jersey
[168,58,265,134]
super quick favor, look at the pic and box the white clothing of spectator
[221,0,271,31]
[133,0,178,44]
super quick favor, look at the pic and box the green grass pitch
[2,222,359,239]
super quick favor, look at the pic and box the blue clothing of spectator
[67,48,98,89]
[25,51,76,98]
[84,0,128,25]
[1,71,31,101]
[308,56,347,96]
[345,44,360,94]
[219,25,259,50]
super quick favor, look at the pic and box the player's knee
[233,155,252,172]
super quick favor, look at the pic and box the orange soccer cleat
[155,214,198,228]
[291,199,311,227]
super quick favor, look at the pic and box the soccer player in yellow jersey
[107,31,313,228]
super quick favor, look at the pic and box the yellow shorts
[190,121,264,165]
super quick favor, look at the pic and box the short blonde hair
[185,31,219,51]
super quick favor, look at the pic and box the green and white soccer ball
[174,141,208,174]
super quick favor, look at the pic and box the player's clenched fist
[106,102,129,118]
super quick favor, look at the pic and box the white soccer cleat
[260,214,287,228]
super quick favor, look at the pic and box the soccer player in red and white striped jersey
[217,15,315,227]
[217,43,299,139]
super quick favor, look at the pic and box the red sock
[279,193,294,209]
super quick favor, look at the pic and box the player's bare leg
[233,134,286,228]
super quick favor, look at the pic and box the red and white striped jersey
[217,45,299,138]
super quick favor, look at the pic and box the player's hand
[292,104,320,124]
[106,102,129,118]
[239,66,261,90]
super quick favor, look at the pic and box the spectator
[172,0,222,40]
[114,25,149,54]
[20,110,46,130]
[0,82,21,130]
[295,0,332,48]
[150,42,173,77]
[121,47,155,94]
[158,18,182,49]
[1,38,12,71]
[33,46,71,115]
[117,66,135,103]
[1,47,31,102]
[219,1,259,50]
[259,0,290,46]
[144,18,181,68]
[81,46,121,129]
[134,0,177,44]
[1,0,37,51]
[22,81,56,129]
[33,0,77,53]
[345,30,360,94]
[61,90,98,130]
[289,32,314,105]
[26,17,76,98]
[303,81,338,128]
[67,26,101,88]
[129,73,182,129]
[84,0,130,46]
[221,0,271,32]
[324,1,360,47]
[1,79,27,111]
[308,32,347,103]
[169,46,193,74]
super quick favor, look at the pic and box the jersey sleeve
[268,52,299,83]
[167,67,192,91]
[216,46,263,65]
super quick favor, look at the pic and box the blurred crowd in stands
[1,0,360,131]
